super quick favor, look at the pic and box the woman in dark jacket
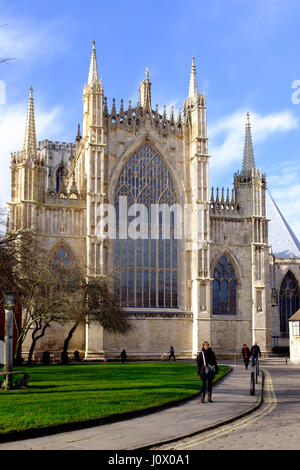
[241,344,251,370]
[197,341,218,403]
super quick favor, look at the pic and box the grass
[0,362,229,434]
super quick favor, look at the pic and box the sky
[0,0,300,239]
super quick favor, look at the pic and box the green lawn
[0,363,229,434]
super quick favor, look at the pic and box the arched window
[56,165,64,192]
[279,272,299,334]
[53,246,71,266]
[212,255,237,315]
[114,144,178,308]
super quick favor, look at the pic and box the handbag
[202,351,216,375]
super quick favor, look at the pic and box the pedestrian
[241,344,251,370]
[197,341,218,403]
[120,348,127,363]
[168,345,176,361]
[250,342,261,368]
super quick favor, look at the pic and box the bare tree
[0,208,130,363]
[13,233,73,362]
[0,223,70,363]
[61,271,131,361]
[0,58,14,64]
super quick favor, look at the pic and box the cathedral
[7,42,300,360]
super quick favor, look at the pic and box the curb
[134,369,265,451]
[0,366,232,444]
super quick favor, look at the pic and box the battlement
[234,168,267,185]
[210,186,239,213]
[38,140,76,152]
[103,98,184,135]
[10,150,46,166]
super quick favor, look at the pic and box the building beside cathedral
[7,42,300,360]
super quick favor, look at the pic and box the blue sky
[0,0,300,239]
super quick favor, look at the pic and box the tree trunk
[63,322,79,355]
[27,337,38,364]
[27,323,49,363]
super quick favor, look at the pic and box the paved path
[0,365,261,450]
[157,358,300,450]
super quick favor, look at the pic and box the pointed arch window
[53,246,71,266]
[114,144,178,308]
[279,272,299,334]
[212,255,237,315]
[56,165,65,192]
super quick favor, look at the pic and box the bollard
[250,371,255,395]
[255,361,259,383]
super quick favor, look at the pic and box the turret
[82,41,104,140]
[139,68,152,112]
[24,86,37,158]
[234,113,267,218]
[82,41,107,277]
[184,58,211,355]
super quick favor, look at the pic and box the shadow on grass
[0,382,202,396]
[0,377,229,396]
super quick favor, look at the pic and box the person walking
[241,344,251,370]
[120,348,127,363]
[168,345,176,361]
[250,342,261,368]
[197,341,218,403]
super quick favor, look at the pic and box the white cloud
[268,162,300,241]
[208,109,300,240]
[208,110,298,171]
[0,101,64,208]
[0,17,70,63]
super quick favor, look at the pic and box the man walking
[168,345,176,361]
[250,342,261,367]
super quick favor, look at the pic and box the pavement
[0,364,263,450]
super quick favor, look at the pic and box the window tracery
[114,144,178,308]
[279,272,299,334]
[212,255,237,315]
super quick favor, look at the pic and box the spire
[88,41,100,85]
[76,123,81,143]
[24,86,37,156]
[188,57,199,99]
[139,67,152,111]
[242,112,255,174]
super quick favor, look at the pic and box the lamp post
[2,292,14,390]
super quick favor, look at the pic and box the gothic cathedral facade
[8,43,300,359]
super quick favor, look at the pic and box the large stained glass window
[279,272,299,334]
[114,144,178,308]
[212,255,237,315]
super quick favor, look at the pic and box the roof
[289,309,300,321]
[266,191,300,259]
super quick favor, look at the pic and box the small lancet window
[56,165,65,192]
